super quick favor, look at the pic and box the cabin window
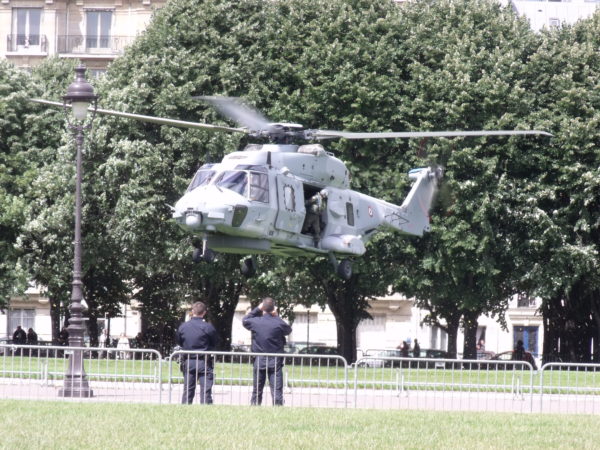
[187,170,215,192]
[346,202,355,226]
[283,185,296,211]
[249,172,269,203]
[216,170,248,197]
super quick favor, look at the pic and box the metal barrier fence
[167,350,348,407]
[539,362,600,415]
[353,356,535,413]
[2,344,600,414]
[0,344,162,403]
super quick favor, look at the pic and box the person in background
[117,333,130,360]
[513,339,526,361]
[13,326,27,356]
[397,341,409,358]
[12,326,26,345]
[99,329,110,358]
[412,338,421,358]
[26,328,38,345]
[58,327,69,346]
[176,301,218,404]
[477,338,486,351]
[243,297,292,406]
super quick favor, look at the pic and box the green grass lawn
[1,399,599,449]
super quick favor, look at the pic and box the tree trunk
[49,295,61,344]
[334,314,357,364]
[541,295,562,364]
[205,279,242,351]
[443,312,461,358]
[324,277,369,365]
[462,309,479,360]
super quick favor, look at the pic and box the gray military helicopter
[33,96,550,279]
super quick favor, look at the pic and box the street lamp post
[58,65,97,398]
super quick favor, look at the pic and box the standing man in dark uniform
[176,301,218,404]
[243,297,292,406]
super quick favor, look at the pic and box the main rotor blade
[31,98,248,134]
[195,96,271,131]
[311,129,552,140]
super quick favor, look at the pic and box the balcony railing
[6,34,48,53]
[57,35,135,55]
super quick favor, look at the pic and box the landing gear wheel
[202,248,216,263]
[240,257,257,278]
[192,247,216,263]
[337,259,352,280]
[192,247,203,263]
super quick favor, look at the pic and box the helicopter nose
[185,211,202,229]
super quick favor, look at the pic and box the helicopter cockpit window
[215,170,248,197]
[249,172,269,203]
[187,169,216,192]
[235,164,267,173]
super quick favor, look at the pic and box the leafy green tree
[516,15,600,362]
[1,58,76,320]
[0,60,32,309]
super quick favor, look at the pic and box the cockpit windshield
[214,170,269,202]
[216,170,248,197]
[187,169,215,192]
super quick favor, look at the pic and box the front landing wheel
[336,259,352,280]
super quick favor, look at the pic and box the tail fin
[399,167,442,235]
[379,167,442,236]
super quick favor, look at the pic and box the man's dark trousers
[182,356,213,404]
[251,356,284,406]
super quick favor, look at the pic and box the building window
[9,309,36,335]
[86,10,112,49]
[12,8,42,49]
[517,294,536,308]
[89,69,107,79]
[294,312,318,325]
[514,326,539,356]
[358,314,385,331]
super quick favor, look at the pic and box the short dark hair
[191,301,207,317]
[262,297,275,313]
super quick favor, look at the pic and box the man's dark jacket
[176,317,218,360]
[243,307,292,367]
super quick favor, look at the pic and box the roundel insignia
[368,206,373,217]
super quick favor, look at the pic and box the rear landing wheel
[336,259,352,280]
[240,257,257,278]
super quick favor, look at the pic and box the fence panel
[0,344,163,403]
[539,363,600,414]
[167,350,348,408]
[353,356,535,413]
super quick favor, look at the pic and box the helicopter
[32,96,550,279]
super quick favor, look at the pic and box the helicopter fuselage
[172,143,438,259]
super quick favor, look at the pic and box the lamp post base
[58,377,94,398]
